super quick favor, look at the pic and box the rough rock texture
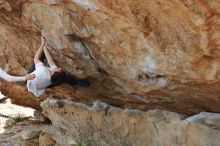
[1,1,220,145]
[0,98,220,146]
[0,0,220,114]
[0,120,55,146]
[0,118,39,146]
[39,98,220,146]
[0,96,34,133]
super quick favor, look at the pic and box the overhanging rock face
[0,0,220,114]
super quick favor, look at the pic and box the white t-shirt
[27,62,57,97]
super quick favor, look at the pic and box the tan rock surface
[0,98,219,146]
[40,98,220,146]
[0,0,220,114]
[0,120,40,146]
[39,133,57,146]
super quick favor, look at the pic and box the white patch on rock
[143,52,157,77]
[136,51,169,87]
[92,100,108,109]
[157,77,168,87]
[21,131,40,140]
[68,139,77,145]
[73,42,91,59]
[186,112,220,129]
[46,0,63,5]
[72,0,94,10]
[31,16,37,22]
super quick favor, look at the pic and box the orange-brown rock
[0,0,220,114]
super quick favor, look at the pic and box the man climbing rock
[0,36,89,97]
[27,36,90,96]
[26,36,67,96]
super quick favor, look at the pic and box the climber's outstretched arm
[43,44,56,67]
[34,36,46,65]
[0,69,35,82]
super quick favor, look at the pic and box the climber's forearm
[43,45,56,66]
[34,42,45,65]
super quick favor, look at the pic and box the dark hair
[50,71,66,87]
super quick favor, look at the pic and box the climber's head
[50,68,66,86]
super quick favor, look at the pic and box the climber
[0,36,89,97]
[26,36,89,97]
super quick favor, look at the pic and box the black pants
[27,52,46,73]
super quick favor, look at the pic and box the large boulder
[1,98,220,146]
[0,0,220,114]
[40,98,220,146]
